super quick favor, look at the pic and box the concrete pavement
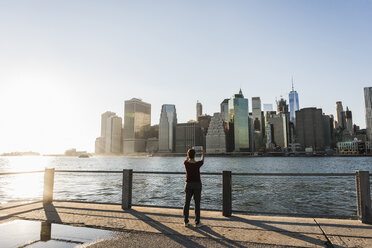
[1,201,371,247]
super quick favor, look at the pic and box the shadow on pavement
[230,215,327,247]
[192,225,247,248]
[128,209,205,248]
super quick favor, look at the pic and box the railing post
[356,170,371,224]
[223,170,232,217]
[122,169,133,210]
[43,168,55,204]
[40,222,52,241]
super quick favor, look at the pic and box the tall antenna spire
[291,76,294,91]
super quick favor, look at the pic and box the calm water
[1,156,371,216]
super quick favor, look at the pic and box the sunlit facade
[228,89,249,152]
[101,111,116,138]
[123,98,151,154]
[105,115,122,154]
[95,111,116,154]
[158,104,177,152]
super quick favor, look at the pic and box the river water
[1,156,371,217]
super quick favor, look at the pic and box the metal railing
[1,169,371,224]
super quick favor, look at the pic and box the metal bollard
[222,171,232,217]
[122,169,133,210]
[43,168,55,204]
[356,171,371,224]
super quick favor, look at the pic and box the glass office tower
[228,89,249,152]
[289,84,299,122]
[158,104,177,152]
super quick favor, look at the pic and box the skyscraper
[175,122,203,153]
[206,113,226,154]
[101,111,116,138]
[265,112,290,149]
[252,97,264,152]
[196,101,202,120]
[289,83,299,122]
[322,114,333,148]
[252,97,262,132]
[335,101,344,129]
[220,99,229,122]
[364,87,372,141]
[344,107,353,135]
[105,115,123,154]
[158,104,177,152]
[123,98,151,154]
[198,114,212,149]
[228,89,249,152]
[95,111,116,154]
[277,98,289,113]
[296,108,325,151]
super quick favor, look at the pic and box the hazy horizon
[1,0,371,154]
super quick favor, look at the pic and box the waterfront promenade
[1,201,371,247]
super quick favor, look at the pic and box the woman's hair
[187,149,196,159]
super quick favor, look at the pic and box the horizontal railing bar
[54,199,122,206]
[0,200,43,210]
[135,171,183,174]
[0,170,44,175]
[55,170,123,173]
[54,170,222,175]
[1,170,369,177]
[232,209,358,219]
[231,173,356,177]
[133,171,222,175]
[55,171,359,177]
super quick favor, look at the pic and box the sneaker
[184,222,190,227]
[195,222,204,228]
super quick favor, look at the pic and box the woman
[183,147,204,227]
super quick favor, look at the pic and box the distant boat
[78,154,90,158]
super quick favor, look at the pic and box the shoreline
[2,153,372,158]
[49,153,372,158]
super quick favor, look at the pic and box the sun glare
[0,156,51,203]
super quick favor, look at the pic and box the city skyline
[0,1,371,154]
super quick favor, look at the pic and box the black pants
[183,182,202,224]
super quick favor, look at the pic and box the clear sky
[0,0,371,154]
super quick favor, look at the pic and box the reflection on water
[0,220,114,247]
[1,156,372,216]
